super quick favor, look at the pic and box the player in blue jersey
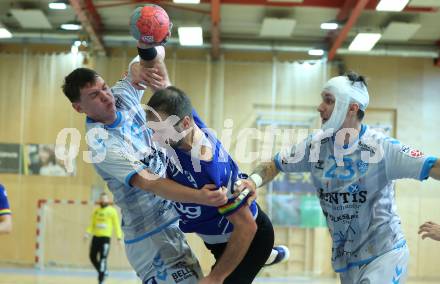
[62,42,228,284]
[0,184,12,234]
[145,87,289,284]
[237,72,440,283]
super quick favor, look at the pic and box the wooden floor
[0,268,439,284]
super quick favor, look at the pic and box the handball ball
[130,5,170,44]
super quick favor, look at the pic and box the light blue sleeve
[94,142,148,188]
[383,139,437,181]
[274,137,312,173]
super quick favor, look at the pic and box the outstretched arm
[429,159,440,180]
[131,170,227,207]
[235,161,281,201]
[419,221,440,241]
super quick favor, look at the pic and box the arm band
[137,47,157,61]
[249,174,263,188]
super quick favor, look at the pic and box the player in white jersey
[62,43,228,284]
[237,72,440,283]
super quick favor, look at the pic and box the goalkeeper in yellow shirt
[85,192,122,284]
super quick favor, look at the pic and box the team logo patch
[357,160,368,174]
[400,145,424,158]
[142,35,155,43]
[347,183,360,194]
[153,253,168,281]
[409,149,424,158]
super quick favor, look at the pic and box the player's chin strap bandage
[218,188,251,215]
[321,76,369,132]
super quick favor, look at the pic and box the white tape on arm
[249,174,263,188]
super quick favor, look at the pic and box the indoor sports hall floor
[0,268,438,284]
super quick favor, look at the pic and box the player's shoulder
[0,184,6,196]
[360,126,392,145]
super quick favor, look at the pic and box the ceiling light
[178,27,203,46]
[348,33,382,51]
[49,1,68,10]
[0,27,12,38]
[376,0,409,11]
[308,49,324,56]
[0,23,12,38]
[260,18,296,38]
[173,0,200,3]
[61,22,82,31]
[71,45,79,54]
[320,22,338,30]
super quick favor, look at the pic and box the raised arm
[130,43,171,91]
[236,161,281,198]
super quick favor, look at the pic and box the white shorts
[125,222,202,283]
[340,244,409,284]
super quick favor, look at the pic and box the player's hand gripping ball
[130,4,171,45]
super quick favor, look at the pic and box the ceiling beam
[337,0,357,22]
[69,0,107,55]
[94,0,210,14]
[204,0,346,8]
[327,0,369,61]
[199,0,436,12]
[211,0,221,60]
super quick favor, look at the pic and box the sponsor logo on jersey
[315,160,324,170]
[115,96,122,109]
[171,266,196,283]
[318,188,367,205]
[324,211,359,224]
[156,200,174,217]
[358,141,376,154]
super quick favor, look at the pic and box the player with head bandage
[237,71,440,284]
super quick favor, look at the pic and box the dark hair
[147,86,193,119]
[62,68,99,102]
[345,71,367,121]
[345,71,368,87]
